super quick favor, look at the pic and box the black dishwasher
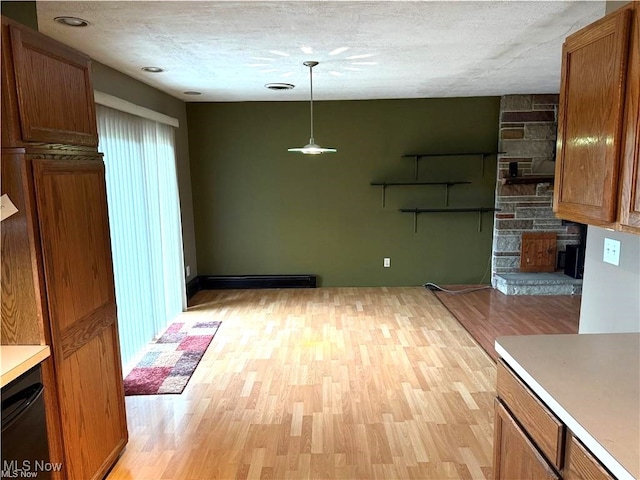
[1,365,51,479]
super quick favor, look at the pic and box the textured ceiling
[36,1,605,102]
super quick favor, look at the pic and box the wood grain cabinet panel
[32,158,127,480]
[1,25,22,146]
[554,3,640,234]
[554,6,632,225]
[619,3,640,232]
[2,17,98,147]
[32,160,116,339]
[520,232,558,273]
[496,362,565,470]
[59,329,127,480]
[1,150,45,344]
[493,399,560,480]
[564,434,615,480]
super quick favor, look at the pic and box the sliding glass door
[96,105,186,370]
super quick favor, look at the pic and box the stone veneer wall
[491,94,582,286]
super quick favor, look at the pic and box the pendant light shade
[288,61,336,154]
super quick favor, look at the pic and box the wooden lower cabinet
[494,361,617,480]
[496,360,564,469]
[493,399,560,480]
[1,150,127,479]
[564,435,615,480]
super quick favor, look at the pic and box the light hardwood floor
[107,287,497,480]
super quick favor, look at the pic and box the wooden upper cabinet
[554,6,632,226]
[554,3,640,235]
[1,17,98,148]
[619,3,640,232]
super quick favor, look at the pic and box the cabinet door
[1,21,22,146]
[619,4,640,232]
[493,399,559,480]
[554,8,632,225]
[520,232,557,273]
[7,21,98,147]
[564,434,614,480]
[0,151,45,344]
[32,158,127,480]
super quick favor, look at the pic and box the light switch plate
[603,238,621,266]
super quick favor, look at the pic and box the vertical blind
[96,105,186,370]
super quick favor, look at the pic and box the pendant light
[288,61,337,154]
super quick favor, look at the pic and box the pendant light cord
[309,63,315,144]
[287,60,335,153]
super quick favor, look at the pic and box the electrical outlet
[603,238,620,266]
[383,257,391,268]
[186,265,191,277]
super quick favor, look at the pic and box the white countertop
[495,333,639,480]
[1,345,51,388]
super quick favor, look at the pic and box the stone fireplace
[491,94,583,295]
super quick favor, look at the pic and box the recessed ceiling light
[265,83,295,91]
[141,66,164,73]
[183,91,202,96]
[54,16,90,27]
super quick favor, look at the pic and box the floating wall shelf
[401,152,506,179]
[371,152,501,232]
[370,181,472,207]
[399,207,500,233]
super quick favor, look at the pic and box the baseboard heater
[198,274,317,291]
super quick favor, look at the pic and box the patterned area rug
[123,320,221,395]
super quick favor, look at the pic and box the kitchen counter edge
[1,345,51,388]
[495,333,639,480]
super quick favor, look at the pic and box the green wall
[2,1,38,30]
[187,97,499,287]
